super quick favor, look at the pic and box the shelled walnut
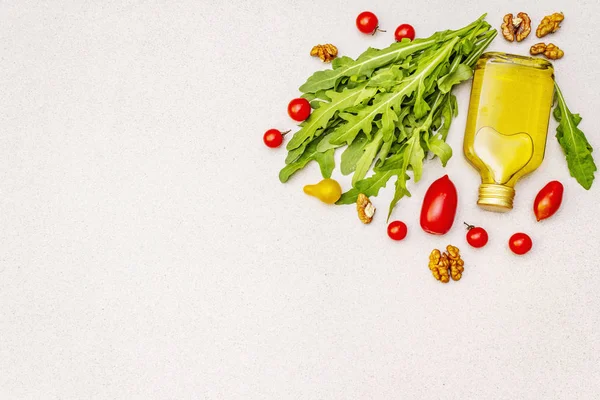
[530,43,564,60]
[501,12,531,42]
[445,245,465,281]
[356,193,375,224]
[428,245,465,283]
[428,249,450,283]
[310,44,338,63]
[536,12,564,38]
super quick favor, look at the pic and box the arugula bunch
[280,15,497,218]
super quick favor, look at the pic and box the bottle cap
[477,184,515,212]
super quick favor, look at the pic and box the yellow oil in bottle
[463,52,555,212]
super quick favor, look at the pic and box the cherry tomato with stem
[509,233,533,255]
[287,98,311,122]
[533,180,564,221]
[420,175,458,235]
[356,11,385,35]
[263,129,290,148]
[387,221,408,241]
[394,23,416,42]
[464,222,488,248]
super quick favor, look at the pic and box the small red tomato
[394,24,416,42]
[287,98,311,122]
[420,175,458,235]
[387,221,408,241]
[263,129,290,148]
[464,223,488,248]
[533,180,564,221]
[356,11,381,34]
[509,233,533,255]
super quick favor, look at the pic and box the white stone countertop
[1,0,599,398]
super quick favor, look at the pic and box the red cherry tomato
[464,223,488,248]
[533,180,564,221]
[420,175,458,235]
[287,98,311,122]
[394,24,416,42]
[387,221,408,241]
[356,11,381,34]
[263,129,290,148]
[509,233,533,255]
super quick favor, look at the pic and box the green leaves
[353,130,384,185]
[388,173,411,221]
[553,83,596,189]
[340,134,368,175]
[438,64,473,93]
[280,15,497,214]
[298,14,488,94]
[314,149,335,179]
[426,134,453,166]
[299,39,435,94]
[280,135,335,183]
[336,170,398,205]
[286,85,376,151]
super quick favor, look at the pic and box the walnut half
[530,43,564,60]
[536,12,564,38]
[310,44,338,63]
[501,12,531,42]
[429,249,450,283]
[356,193,375,224]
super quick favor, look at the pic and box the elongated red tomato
[420,175,458,235]
[533,180,564,221]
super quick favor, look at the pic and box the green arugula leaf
[404,134,425,182]
[426,134,453,166]
[340,134,368,175]
[286,85,377,151]
[381,106,399,143]
[553,83,596,189]
[413,79,431,119]
[367,66,405,89]
[336,170,398,205]
[375,139,393,167]
[437,63,473,93]
[280,135,328,182]
[353,130,384,184]
[314,149,335,179]
[285,139,310,164]
[387,172,412,221]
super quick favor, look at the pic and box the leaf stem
[465,29,498,67]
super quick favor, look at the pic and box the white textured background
[1,0,599,399]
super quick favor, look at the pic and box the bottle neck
[478,184,515,212]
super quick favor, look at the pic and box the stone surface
[1,0,599,398]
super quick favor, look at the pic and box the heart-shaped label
[474,127,534,184]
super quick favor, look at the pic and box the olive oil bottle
[463,52,555,212]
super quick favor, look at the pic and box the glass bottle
[463,52,555,212]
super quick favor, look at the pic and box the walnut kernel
[428,245,466,283]
[530,42,547,55]
[429,249,450,283]
[310,44,338,63]
[544,43,564,60]
[501,12,531,42]
[446,245,465,281]
[530,43,564,60]
[536,12,564,38]
[356,193,375,224]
